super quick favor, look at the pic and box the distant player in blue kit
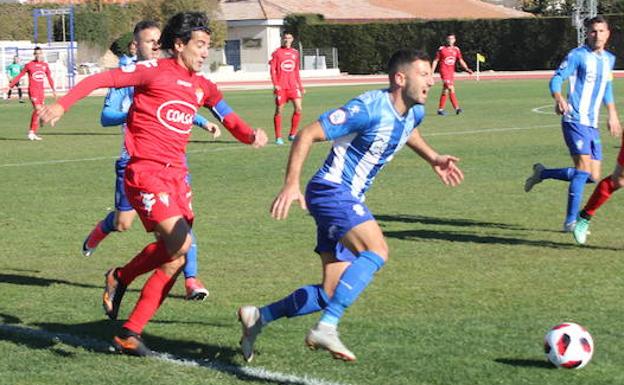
[237,49,464,362]
[524,15,621,232]
[82,20,219,300]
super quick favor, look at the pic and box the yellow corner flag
[476,53,486,63]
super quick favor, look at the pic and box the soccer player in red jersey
[270,31,304,144]
[431,33,473,116]
[6,47,56,140]
[39,11,268,356]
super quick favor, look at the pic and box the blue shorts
[562,121,602,160]
[114,158,133,212]
[305,180,374,262]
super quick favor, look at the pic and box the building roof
[219,0,533,22]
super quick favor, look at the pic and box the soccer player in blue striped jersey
[238,49,464,362]
[81,20,220,301]
[524,15,621,232]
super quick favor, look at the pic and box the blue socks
[259,284,330,323]
[541,167,575,181]
[183,230,198,279]
[320,251,385,326]
[566,170,591,224]
[101,211,117,234]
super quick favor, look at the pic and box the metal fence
[300,47,338,70]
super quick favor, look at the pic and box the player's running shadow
[383,229,621,251]
[494,358,553,369]
[377,214,531,231]
[18,319,301,384]
[0,273,187,300]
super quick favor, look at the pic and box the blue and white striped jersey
[312,89,425,201]
[550,45,615,128]
[102,86,134,161]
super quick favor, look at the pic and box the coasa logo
[32,71,46,82]
[156,100,197,134]
[443,57,456,66]
[280,59,295,72]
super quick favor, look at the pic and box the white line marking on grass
[1,123,561,168]
[0,323,348,385]
[0,145,249,168]
[531,105,557,115]
[424,123,559,137]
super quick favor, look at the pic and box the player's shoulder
[437,45,445,52]
[604,49,616,61]
[356,88,386,106]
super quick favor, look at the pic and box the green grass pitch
[0,79,623,385]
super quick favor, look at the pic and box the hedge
[289,15,624,73]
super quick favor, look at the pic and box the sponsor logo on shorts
[156,100,197,134]
[352,204,366,216]
[158,192,169,207]
[141,192,156,214]
[576,139,584,151]
[328,225,338,240]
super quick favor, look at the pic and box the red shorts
[618,136,624,167]
[275,88,302,106]
[29,93,44,106]
[440,77,455,89]
[124,161,194,232]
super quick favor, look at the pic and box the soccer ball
[544,322,594,369]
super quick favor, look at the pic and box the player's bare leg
[306,220,388,362]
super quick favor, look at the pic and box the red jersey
[59,58,254,169]
[269,47,303,91]
[435,45,463,79]
[9,60,54,95]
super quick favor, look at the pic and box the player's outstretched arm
[270,121,326,220]
[406,129,463,186]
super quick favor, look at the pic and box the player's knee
[613,174,624,189]
[162,254,186,275]
[115,220,132,232]
[370,242,389,262]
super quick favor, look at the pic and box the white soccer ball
[544,322,594,369]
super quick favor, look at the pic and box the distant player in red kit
[6,46,56,140]
[38,11,268,356]
[270,31,304,144]
[431,33,472,116]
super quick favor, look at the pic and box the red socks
[290,112,301,136]
[86,221,109,249]
[117,240,171,286]
[274,114,282,139]
[584,176,618,216]
[449,92,459,110]
[30,110,39,131]
[123,269,177,334]
[438,94,447,110]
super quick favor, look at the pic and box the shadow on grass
[377,214,569,235]
[0,317,309,384]
[0,273,186,300]
[377,214,531,231]
[495,358,554,369]
[383,229,621,251]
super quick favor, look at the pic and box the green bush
[293,15,624,73]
